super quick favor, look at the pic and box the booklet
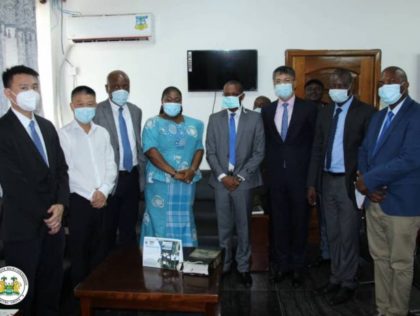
[142,237,183,270]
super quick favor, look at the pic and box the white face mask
[14,90,41,112]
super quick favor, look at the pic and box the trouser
[214,187,253,273]
[4,227,65,316]
[322,173,360,289]
[105,167,140,253]
[366,202,420,316]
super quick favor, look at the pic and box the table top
[74,246,221,304]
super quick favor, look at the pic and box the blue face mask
[163,102,182,117]
[74,107,96,124]
[111,89,129,106]
[222,95,241,109]
[378,84,401,105]
[275,83,293,100]
[329,89,349,103]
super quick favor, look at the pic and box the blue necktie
[280,103,288,141]
[325,107,342,170]
[118,106,133,171]
[374,111,395,153]
[229,112,236,166]
[29,120,48,164]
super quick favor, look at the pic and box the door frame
[285,49,382,107]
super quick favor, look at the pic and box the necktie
[374,111,395,153]
[118,106,133,171]
[229,112,236,166]
[29,120,48,164]
[280,103,288,141]
[325,107,343,170]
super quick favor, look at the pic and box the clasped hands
[355,171,387,203]
[173,168,195,184]
[222,175,241,192]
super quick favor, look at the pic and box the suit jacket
[0,110,69,241]
[206,108,265,190]
[94,99,146,191]
[358,96,420,216]
[307,97,375,202]
[261,97,317,186]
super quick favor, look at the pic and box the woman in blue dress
[140,86,204,247]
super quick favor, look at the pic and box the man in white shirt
[59,86,117,294]
[94,70,145,252]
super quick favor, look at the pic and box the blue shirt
[325,96,353,172]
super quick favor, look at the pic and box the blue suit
[359,96,420,216]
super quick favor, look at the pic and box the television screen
[187,50,258,92]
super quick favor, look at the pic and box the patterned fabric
[0,0,39,117]
[140,115,204,247]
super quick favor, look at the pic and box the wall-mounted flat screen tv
[187,49,258,92]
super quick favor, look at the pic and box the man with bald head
[357,66,420,316]
[94,70,145,252]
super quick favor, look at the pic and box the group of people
[0,63,419,316]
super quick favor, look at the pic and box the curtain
[0,0,39,117]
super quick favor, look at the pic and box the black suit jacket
[261,97,317,186]
[307,97,375,201]
[0,110,69,241]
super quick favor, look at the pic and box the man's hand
[221,176,240,192]
[44,204,64,235]
[91,190,107,209]
[355,171,368,195]
[307,186,317,206]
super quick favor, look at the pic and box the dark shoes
[314,282,341,295]
[271,271,289,283]
[328,287,355,305]
[291,272,304,288]
[307,256,331,268]
[238,272,253,287]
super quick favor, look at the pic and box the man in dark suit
[261,66,317,287]
[94,70,145,251]
[0,65,69,315]
[357,66,420,316]
[206,80,265,287]
[307,68,375,305]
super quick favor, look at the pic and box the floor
[60,245,420,316]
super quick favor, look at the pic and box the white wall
[36,0,420,167]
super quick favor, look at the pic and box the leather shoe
[328,287,354,305]
[239,272,252,287]
[314,282,340,295]
[291,272,304,288]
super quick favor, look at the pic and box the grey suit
[206,108,265,272]
[94,99,145,248]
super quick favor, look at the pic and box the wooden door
[286,49,381,107]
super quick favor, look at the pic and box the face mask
[378,84,401,105]
[254,107,262,113]
[275,83,293,100]
[14,90,40,112]
[111,89,129,106]
[74,107,96,124]
[329,89,348,103]
[163,102,181,117]
[222,95,241,109]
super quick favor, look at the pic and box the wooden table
[74,246,221,316]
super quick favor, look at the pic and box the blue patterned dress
[140,115,204,247]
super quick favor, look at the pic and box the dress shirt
[325,96,353,173]
[217,108,244,182]
[59,120,117,201]
[376,97,406,140]
[274,95,295,136]
[109,99,138,170]
[11,107,49,166]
